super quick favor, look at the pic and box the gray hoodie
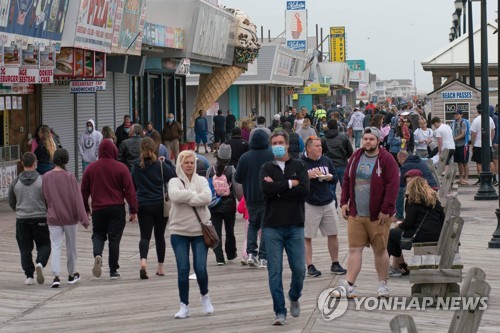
[8,171,47,219]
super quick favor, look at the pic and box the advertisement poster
[94,51,105,77]
[142,22,184,49]
[112,0,146,55]
[0,163,17,199]
[17,96,22,108]
[330,26,345,62]
[285,1,307,52]
[74,0,120,53]
[5,95,10,108]
[54,47,73,76]
[0,0,69,41]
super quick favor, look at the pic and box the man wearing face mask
[78,119,103,173]
[259,131,310,326]
[162,113,184,163]
[115,115,132,148]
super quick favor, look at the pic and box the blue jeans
[170,235,209,305]
[336,166,346,186]
[246,203,266,259]
[263,225,305,317]
[396,187,406,219]
[82,161,90,173]
[353,130,363,148]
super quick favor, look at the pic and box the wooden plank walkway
[0,183,499,332]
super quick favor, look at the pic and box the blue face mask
[124,127,130,134]
[168,118,174,123]
[272,145,286,158]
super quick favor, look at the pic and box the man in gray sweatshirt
[8,152,51,285]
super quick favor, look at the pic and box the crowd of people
[8,100,499,325]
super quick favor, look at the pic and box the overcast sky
[223,0,497,93]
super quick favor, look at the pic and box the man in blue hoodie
[300,137,346,278]
[235,130,274,268]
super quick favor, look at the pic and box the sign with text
[285,2,307,52]
[69,80,106,93]
[330,26,345,62]
[111,0,147,55]
[142,23,184,49]
[444,102,470,122]
[441,91,473,100]
[347,59,365,71]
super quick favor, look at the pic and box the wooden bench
[390,267,491,333]
[408,208,464,302]
[413,195,461,255]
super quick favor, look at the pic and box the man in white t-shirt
[470,104,496,185]
[431,117,455,174]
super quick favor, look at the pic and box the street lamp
[454,1,463,36]
[450,26,456,41]
[473,0,498,201]
[468,0,475,88]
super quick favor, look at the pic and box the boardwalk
[0,183,499,332]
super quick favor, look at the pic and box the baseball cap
[454,110,463,115]
[405,169,423,179]
[363,126,381,140]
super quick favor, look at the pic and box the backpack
[207,166,232,208]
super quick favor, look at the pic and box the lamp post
[468,0,475,88]
[454,0,464,36]
[453,12,460,37]
[473,0,498,201]
[489,8,500,248]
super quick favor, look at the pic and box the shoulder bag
[160,161,171,218]
[400,209,430,250]
[191,206,220,249]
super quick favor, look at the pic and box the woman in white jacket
[168,150,214,319]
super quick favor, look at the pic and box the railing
[0,145,20,163]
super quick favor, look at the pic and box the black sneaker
[110,271,121,280]
[51,276,61,288]
[493,180,499,186]
[68,272,81,285]
[331,262,347,275]
[307,264,322,277]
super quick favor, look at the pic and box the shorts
[347,215,391,251]
[444,149,455,165]
[195,131,207,144]
[214,130,226,144]
[471,146,493,163]
[304,202,338,238]
[493,147,498,160]
[453,146,469,164]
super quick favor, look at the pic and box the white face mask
[87,126,93,133]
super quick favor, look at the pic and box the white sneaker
[377,281,390,299]
[330,279,358,299]
[25,277,34,285]
[174,302,191,319]
[35,263,44,284]
[247,254,258,268]
[189,273,197,280]
[259,259,267,269]
[201,294,214,315]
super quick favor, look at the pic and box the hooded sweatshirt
[322,128,353,167]
[8,170,47,219]
[234,130,274,205]
[168,154,212,237]
[340,146,399,221]
[132,159,176,207]
[42,169,89,227]
[399,155,439,189]
[300,153,337,206]
[81,140,138,214]
[78,119,103,163]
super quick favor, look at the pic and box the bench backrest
[436,148,450,179]
[438,216,464,269]
[448,267,491,333]
[390,314,418,333]
[437,195,461,255]
[439,163,457,200]
[426,158,440,187]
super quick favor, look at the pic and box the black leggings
[387,228,404,258]
[138,204,167,262]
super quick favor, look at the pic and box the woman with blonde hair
[35,125,56,175]
[132,137,176,279]
[101,126,117,144]
[387,175,444,277]
[168,150,214,318]
[296,118,317,142]
[240,120,252,142]
[293,112,304,131]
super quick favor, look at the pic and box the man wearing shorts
[334,127,399,299]
[451,110,470,185]
[194,110,210,153]
[300,137,346,277]
[470,104,496,185]
[431,117,455,174]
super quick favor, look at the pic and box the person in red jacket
[333,126,399,300]
[81,139,138,279]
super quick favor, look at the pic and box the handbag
[160,161,171,218]
[400,209,429,250]
[191,206,220,249]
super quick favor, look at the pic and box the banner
[285,2,307,52]
[74,0,120,53]
[142,23,184,49]
[111,0,147,55]
[69,80,106,93]
[329,26,345,62]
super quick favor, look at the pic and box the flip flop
[460,181,470,185]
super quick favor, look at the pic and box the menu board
[55,47,105,78]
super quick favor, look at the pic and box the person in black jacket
[260,131,310,326]
[225,110,237,141]
[387,176,444,277]
[225,127,249,168]
[115,114,132,148]
[207,144,237,265]
[321,119,353,186]
[300,137,346,278]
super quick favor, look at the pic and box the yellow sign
[303,84,330,95]
[330,26,346,62]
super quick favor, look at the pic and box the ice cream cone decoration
[291,13,303,39]
[190,65,245,127]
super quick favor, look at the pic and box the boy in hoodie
[81,140,138,279]
[333,126,399,299]
[8,152,51,285]
[78,119,103,173]
[235,130,274,268]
